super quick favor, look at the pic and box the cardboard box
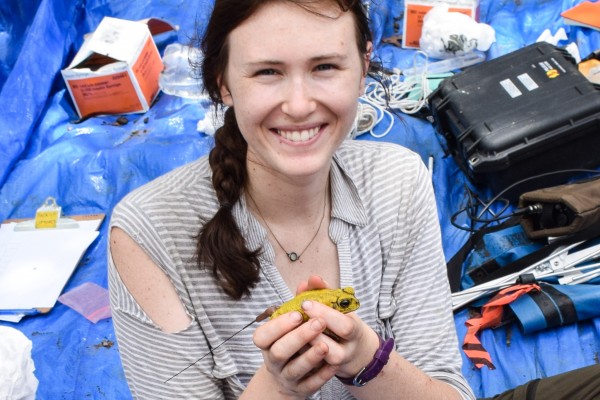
[403,0,480,49]
[62,17,174,119]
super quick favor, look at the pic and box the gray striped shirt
[108,139,475,400]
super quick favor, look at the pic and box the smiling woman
[108,1,474,399]
[220,2,366,181]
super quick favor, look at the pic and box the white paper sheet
[0,221,100,311]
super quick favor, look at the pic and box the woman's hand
[249,275,342,397]
[296,275,381,379]
[252,310,338,398]
[300,299,381,380]
[249,275,379,397]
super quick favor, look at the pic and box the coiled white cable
[364,51,433,115]
[352,97,394,139]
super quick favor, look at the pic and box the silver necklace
[247,188,327,262]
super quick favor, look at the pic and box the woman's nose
[281,77,317,118]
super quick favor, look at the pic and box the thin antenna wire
[164,319,257,383]
[164,305,277,383]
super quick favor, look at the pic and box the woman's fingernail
[290,311,303,323]
[302,300,313,311]
[311,319,323,331]
[315,343,328,356]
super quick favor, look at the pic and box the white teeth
[277,127,319,142]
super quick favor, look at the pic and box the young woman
[108,1,474,399]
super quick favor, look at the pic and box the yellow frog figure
[270,287,360,321]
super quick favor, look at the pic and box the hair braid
[196,108,261,299]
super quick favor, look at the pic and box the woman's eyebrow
[245,53,348,67]
[311,53,348,61]
[245,60,284,68]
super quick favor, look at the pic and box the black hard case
[429,42,600,200]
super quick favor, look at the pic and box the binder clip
[14,197,79,231]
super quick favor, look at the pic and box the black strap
[529,289,564,328]
[467,258,502,285]
[448,218,595,294]
[446,216,522,293]
[527,284,578,331]
[471,229,594,287]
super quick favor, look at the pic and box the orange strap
[463,283,541,369]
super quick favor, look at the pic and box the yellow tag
[35,197,62,229]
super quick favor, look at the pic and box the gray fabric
[108,139,475,399]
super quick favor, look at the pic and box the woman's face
[219,2,370,180]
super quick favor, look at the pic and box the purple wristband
[336,335,395,387]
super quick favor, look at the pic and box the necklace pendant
[287,252,299,262]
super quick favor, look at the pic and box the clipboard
[0,212,104,322]
[6,213,105,231]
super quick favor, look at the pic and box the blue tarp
[1,0,599,398]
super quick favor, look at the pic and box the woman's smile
[275,126,322,143]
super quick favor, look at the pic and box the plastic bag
[420,4,495,59]
[159,43,207,99]
[57,282,111,323]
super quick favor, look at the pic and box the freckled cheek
[322,81,361,109]
[233,90,277,128]
[240,88,281,117]
[328,90,360,125]
[235,109,262,137]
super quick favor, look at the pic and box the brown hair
[195,0,372,299]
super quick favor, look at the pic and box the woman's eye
[256,69,277,76]
[315,64,336,72]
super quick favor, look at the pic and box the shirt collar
[235,149,369,253]
[330,151,369,227]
